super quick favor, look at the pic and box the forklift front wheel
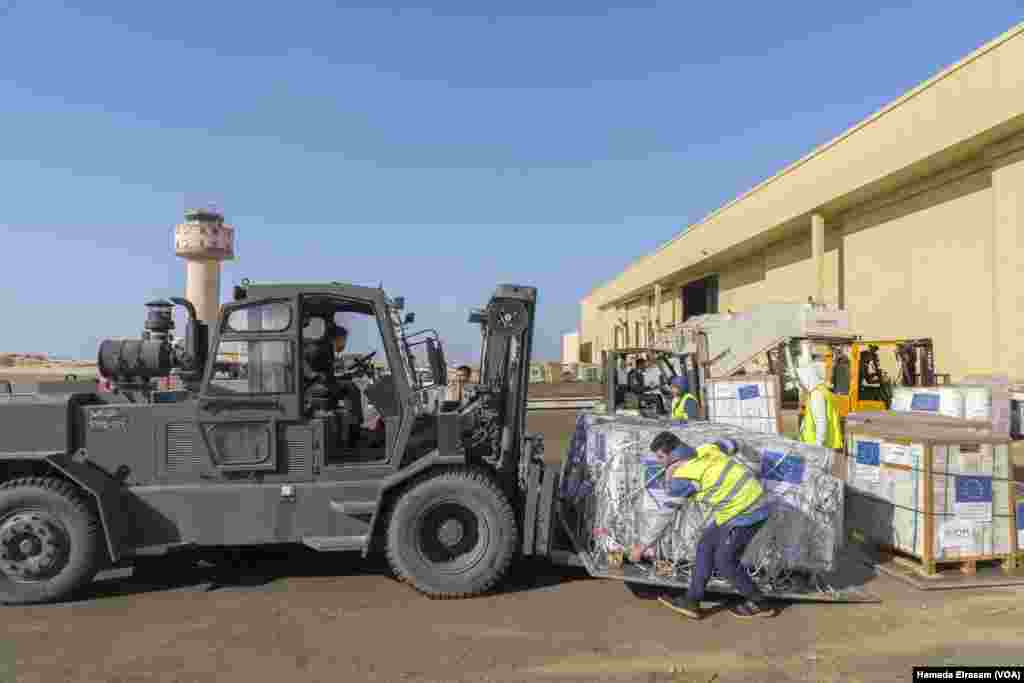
[386,469,518,599]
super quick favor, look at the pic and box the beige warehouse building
[580,23,1024,383]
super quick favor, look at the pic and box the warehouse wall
[579,26,1024,373]
[718,255,767,312]
[580,162,1006,379]
[585,25,1024,308]
[992,148,1024,380]
[842,168,994,380]
[766,233,841,305]
[716,234,842,311]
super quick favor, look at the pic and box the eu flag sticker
[910,393,941,412]
[954,476,993,503]
[738,384,760,401]
[761,451,805,484]
[856,441,881,466]
[954,475,993,522]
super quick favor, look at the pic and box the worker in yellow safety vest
[669,376,699,422]
[798,363,843,450]
[629,432,777,620]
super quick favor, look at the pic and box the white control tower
[174,207,235,325]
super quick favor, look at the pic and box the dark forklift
[601,348,702,418]
[0,280,564,605]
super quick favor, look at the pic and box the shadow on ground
[813,547,880,593]
[71,546,593,604]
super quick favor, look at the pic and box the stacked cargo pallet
[702,374,783,434]
[559,412,845,589]
[889,378,1012,436]
[844,414,1020,578]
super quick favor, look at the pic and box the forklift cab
[602,348,701,418]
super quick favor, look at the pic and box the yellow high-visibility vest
[671,393,697,420]
[670,444,764,526]
[800,384,844,449]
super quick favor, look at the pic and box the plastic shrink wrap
[559,412,845,587]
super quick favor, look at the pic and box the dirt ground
[4,411,1024,683]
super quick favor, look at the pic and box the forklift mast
[468,285,538,481]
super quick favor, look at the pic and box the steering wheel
[344,350,377,378]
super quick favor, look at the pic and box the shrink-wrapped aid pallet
[732,433,844,573]
[560,412,845,584]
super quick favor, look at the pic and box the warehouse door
[681,275,719,321]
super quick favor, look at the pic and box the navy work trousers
[686,521,762,602]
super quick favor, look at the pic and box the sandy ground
[3,411,1024,682]
[4,550,1024,683]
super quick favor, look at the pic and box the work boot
[728,598,777,618]
[657,595,702,620]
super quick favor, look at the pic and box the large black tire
[386,469,518,599]
[0,477,104,605]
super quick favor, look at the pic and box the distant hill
[0,353,96,374]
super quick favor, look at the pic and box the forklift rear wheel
[0,477,103,605]
[386,469,518,599]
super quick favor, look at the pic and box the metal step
[301,536,368,552]
[329,500,377,515]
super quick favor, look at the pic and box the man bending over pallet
[629,432,778,620]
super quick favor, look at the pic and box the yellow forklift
[666,303,944,429]
[810,337,942,421]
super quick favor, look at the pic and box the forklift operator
[304,319,364,446]
[330,324,366,444]
[628,357,658,393]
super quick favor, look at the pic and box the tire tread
[385,467,517,600]
[0,476,102,605]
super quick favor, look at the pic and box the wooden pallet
[852,540,1024,590]
[889,546,1017,578]
[851,532,1022,579]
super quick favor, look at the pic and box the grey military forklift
[0,281,878,606]
[0,280,565,605]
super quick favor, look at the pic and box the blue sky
[1,2,1021,363]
